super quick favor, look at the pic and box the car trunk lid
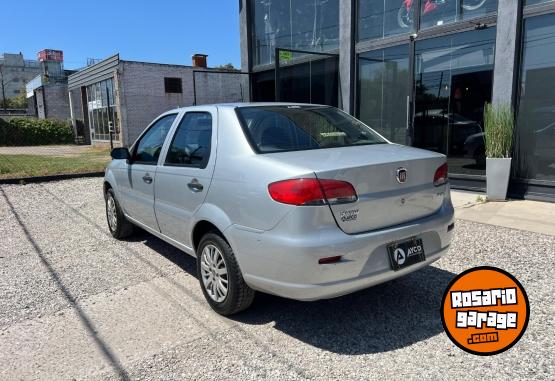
[266,144,447,234]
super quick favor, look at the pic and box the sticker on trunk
[340,209,359,222]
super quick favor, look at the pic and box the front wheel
[105,188,134,239]
[197,232,255,315]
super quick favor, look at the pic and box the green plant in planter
[483,103,514,158]
[484,103,515,201]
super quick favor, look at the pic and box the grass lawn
[0,148,111,179]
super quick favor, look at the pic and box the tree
[0,64,6,112]
[213,63,239,72]
[5,92,28,109]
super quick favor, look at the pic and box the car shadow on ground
[136,230,456,355]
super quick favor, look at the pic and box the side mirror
[111,147,130,160]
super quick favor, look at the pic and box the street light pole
[0,65,7,112]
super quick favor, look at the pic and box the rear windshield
[236,106,387,153]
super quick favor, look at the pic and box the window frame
[164,77,183,94]
[249,0,341,68]
[130,113,179,165]
[163,111,213,169]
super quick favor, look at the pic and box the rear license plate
[387,238,426,271]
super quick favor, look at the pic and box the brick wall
[118,61,245,146]
[119,61,193,145]
[43,84,70,120]
[193,71,249,105]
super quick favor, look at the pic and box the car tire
[197,232,255,315]
[105,188,134,239]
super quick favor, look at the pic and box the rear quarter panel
[203,107,310,232]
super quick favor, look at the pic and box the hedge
[0,117,75,146]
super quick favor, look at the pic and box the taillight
[434,163,448,186]
[268,178,357,206]
[319,179,357,204]
[268,179,325,206]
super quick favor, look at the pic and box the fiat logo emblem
[397,168,407,184]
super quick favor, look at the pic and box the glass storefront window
[86,78,118,141]
[414,27,496,176]
[516,14,555,183]
[525,0,555,5]
[277,54,339,106]
[358,0,415,41]
[357,1,497,39]
[420,0,498,30]
[252,70,276,102]
[357,45,409,144]
[251,0,339,67]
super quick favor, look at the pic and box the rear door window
[236,106,387,153]
[165,112,212,168]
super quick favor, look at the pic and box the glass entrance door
[413,27,496,176]
[275,48,339,107]
[357,44,410,144]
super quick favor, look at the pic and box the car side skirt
[125,214,197,257]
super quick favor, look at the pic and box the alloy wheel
[200,244,229,303]
[106,195,118,232]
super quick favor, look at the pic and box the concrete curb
[0,171,105,185]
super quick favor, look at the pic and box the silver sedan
[104,103,454,315]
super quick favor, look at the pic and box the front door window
[132,114,177,165]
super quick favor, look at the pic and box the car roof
[166,102,330,113]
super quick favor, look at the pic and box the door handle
[142,174,153,184]
[187,179,203,193]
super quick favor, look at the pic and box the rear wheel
[105,188,134,239]
[197,232,254,315]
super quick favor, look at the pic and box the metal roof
[67,54,119,90]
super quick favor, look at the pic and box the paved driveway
[0,178,553,380]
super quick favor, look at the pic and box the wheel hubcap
[107,196,118,232]
[200,244,228,303]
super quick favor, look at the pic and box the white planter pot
[486,158,512,201]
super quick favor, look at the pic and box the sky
[1,1,241,70]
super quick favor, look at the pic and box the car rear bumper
[241,246,449,301]
[225,194,455,301]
